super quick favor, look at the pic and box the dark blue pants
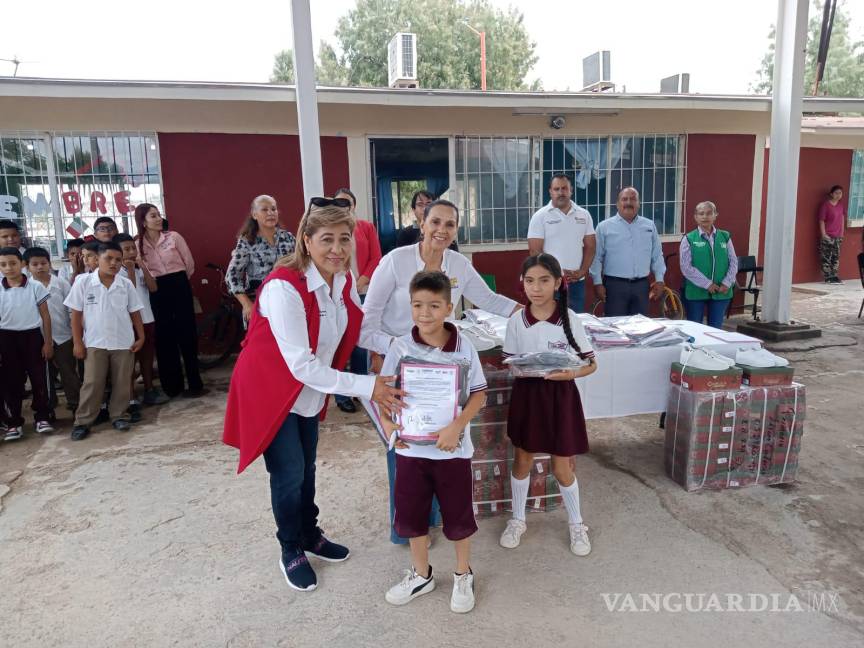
[685,298,731,329]
[262,413,320,551]
[567,279,586,312]
[603,276,650,317]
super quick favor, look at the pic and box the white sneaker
[385,566,435,605]
[4,426,23,441]
[36,421,55,434]
[679,345,735,371]
[736,346,789,368]
[451,571,475,614]
[569,523,592,556]
[499,518,527,549]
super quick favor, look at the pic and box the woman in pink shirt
[818,185,845,284]
[134,203,206,398]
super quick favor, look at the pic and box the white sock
[510,474,530,522]
[558,478,583,525]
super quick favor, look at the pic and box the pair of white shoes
[735,346,789,368]
[679,345,736,371]
[385,565,475,614]
[498,518,591,556]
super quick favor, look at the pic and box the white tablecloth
[578,321,761,419]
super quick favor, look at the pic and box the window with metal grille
[849,150,864,227]
[0,131,163,257]
[453,134,686,245]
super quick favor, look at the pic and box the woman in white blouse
[361,199,521,545]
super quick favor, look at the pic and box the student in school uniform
[0,247,54,441]
[116,233,168,416]
[65,242,145,440]
[24,247,80,415]
[379,271,488,614]
[362,199,521,545]
[80,241,101,274]
[58,238,86,285]
[223,199,405,593]
[499,253,598,556]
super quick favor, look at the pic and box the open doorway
[370,138,449,252]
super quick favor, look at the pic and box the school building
[1,77,863,311]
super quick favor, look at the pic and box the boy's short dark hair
[66,238,85,250]
[0,219,20,231]
[82,241,101,253]
[23,247,51,263]
[409,270,452,303]
[97,241,122,256]
[0,246,23,260]
[94,216,117,228]
[113,233,135,244]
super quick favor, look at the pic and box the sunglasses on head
[308,197,352,209]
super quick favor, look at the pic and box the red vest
[222,266,363,473]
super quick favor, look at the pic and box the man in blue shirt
[589,187,666,316]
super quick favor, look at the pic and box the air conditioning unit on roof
[388,32,418,88]
[582,51,614,92]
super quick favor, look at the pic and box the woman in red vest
[223,199,404,592]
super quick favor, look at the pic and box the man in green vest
[678,201,739,328]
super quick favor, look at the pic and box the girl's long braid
[557,279,584,357]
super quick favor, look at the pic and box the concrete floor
[1,286,862,648]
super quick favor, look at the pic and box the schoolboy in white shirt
[64,242,144,440]
[25,247,81,414]
[0,247,54,440]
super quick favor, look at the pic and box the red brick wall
[157,133,349,310]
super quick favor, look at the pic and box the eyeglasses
[94,226,116,233]
[308,197,352,209]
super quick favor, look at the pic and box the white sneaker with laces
[736,346,789,368]
[499,518,527,549]
[36,421,54,434]
[4,426,23,441]
[569,523,592,556]
[385,566,435,605]
[680,345,735,371]
[451,571,475,613]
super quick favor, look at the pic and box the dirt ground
[1,284,862,648]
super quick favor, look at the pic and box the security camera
[550,115,566,129]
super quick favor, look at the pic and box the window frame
[848,150,864,228]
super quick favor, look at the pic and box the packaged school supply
[503,350,587,378]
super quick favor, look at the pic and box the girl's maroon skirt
[506,377,589,456]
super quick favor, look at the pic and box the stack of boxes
[470,351,564,517]
[664,359,805,492]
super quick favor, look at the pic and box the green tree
[271,49,295,83]
[271,0,539,90]
[752,0,864,96]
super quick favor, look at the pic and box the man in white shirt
[527,174,596,312]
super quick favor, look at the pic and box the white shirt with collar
[503,306,595,360]
[64,271,143,350]
[257,263,377,418]
[123,267,155,324]
[0,275,49,331]
[527,200,596,275]
[362,243,518,355]
[35,274,73,344]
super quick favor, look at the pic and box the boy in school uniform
[64,242,145,441]
[58,238,86,285]
[0,247,54,441]
[80,241,101,274]
[25,247,81,414]
[380,270,487,614]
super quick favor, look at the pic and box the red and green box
[670,362,743,392]
[738,364,795,387]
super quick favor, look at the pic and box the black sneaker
[303,531,350,562]
[71,426,90,441]
[112,419,131,431]
[94,407,110,425]
[182,388,210,399]
[280,549,318,592]
[336,398,357,413]
[127,403,142,423]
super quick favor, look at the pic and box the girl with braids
[499,253,598,556]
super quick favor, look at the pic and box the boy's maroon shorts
[394,454,477,541]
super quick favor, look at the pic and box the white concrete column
[290,0,324,203]
[761,0,809,323]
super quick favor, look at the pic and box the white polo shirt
[64,271,143,350]
[362,243,518,355]
[0,276,49,331]
[123,267,155,325]
[503,306,595,360]
[35,274,73,344]
[527,201,596,275]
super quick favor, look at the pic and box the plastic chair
[858,253,864,319]
[729,255,763,321]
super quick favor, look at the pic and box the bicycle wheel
[197,308,243,369]
[660,288,685,320]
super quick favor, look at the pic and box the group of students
[0,204,205,442]
[223,195,599,615]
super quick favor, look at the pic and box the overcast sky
[3,0,863,94]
